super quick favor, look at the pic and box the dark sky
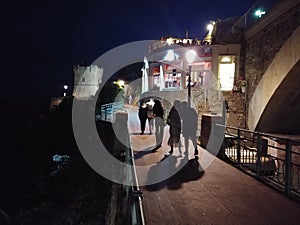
[4,0,257,111]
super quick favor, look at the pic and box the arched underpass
[248,25,300,134]
[255,60,300,134]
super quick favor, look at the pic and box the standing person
[146,98,155,134]
[152,99,165,151]
[167,100,182,155]
[138,100,148,135]
[128,94,133,105]
[181,101,198,156]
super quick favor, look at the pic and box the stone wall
[223,91,246,128]
[245,2,300,102]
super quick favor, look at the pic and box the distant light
[183,39,188,44]
[185,50,197,64]
[221,56,231,63]
[207,23,214,31]
[115,80,125,87]
[166,38,173,46]
[63,85,68,90]
[255,9,266,18]
[63,92,66,97]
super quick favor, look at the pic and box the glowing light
[63,85,68,90]
[114,80,125,87]
[185,50,197,64]
[255,9,266,18]
[166,38,173,46]
[207,23,214,31]
[219,62,235,91]
[221,56,231,63]
[117,80,124,86]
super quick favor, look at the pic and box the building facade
[141,34,245,128]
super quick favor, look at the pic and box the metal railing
[125,142,146,225]
[98,101,124,122]
[217,125,300,200]
[113,112,146,225]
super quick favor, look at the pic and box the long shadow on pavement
[145,155,205,191]
[133,146,157,160]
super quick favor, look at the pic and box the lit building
[141,30,241,98]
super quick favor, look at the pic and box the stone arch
[248,25,300,133]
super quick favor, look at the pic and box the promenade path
[124,105,300,225]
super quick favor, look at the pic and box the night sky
[4,0,257,116]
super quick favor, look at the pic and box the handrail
[115,112,145,225]
[128,146,146,225]
[99,101,124,122]
[216,124,300,201]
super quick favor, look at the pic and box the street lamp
[185,50,196,106]
[114,80,125,88]
[63,85,68,97]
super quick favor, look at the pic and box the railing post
[285,139,292,196]
[256,133,262,177]
[221,133,225,159]
[237,129,241,163]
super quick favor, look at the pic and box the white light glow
[255,9,266,18]
[219,63,235,91]
[63,85,68,90]
[207,23,214,31]
[166,38,173,46]
[117,80,125,86]
[185,50,197,64]
[221,57,231,63]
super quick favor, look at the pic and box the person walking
[167,100,182,155]
[152,99,165,151]
[180,101,198,156]
[138,100,148,135]
[146,98,155,134]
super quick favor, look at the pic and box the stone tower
[73,64,103,100]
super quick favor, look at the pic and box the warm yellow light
[114,80,125,87]
[185,50,197,64]
[221,56,231,63]
[219,63,235,91]
[117,80,125,86]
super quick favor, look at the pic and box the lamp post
[185,50,196,107]
[63,85,68,97]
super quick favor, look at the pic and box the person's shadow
[133,146,158,160]
[145,155,205,191]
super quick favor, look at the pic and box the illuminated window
[219,56,236,91]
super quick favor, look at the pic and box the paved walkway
[124,105,300,225]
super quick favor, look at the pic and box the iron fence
[218,125,300,200]
[98,101,124,122]
[113,111,146,225]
